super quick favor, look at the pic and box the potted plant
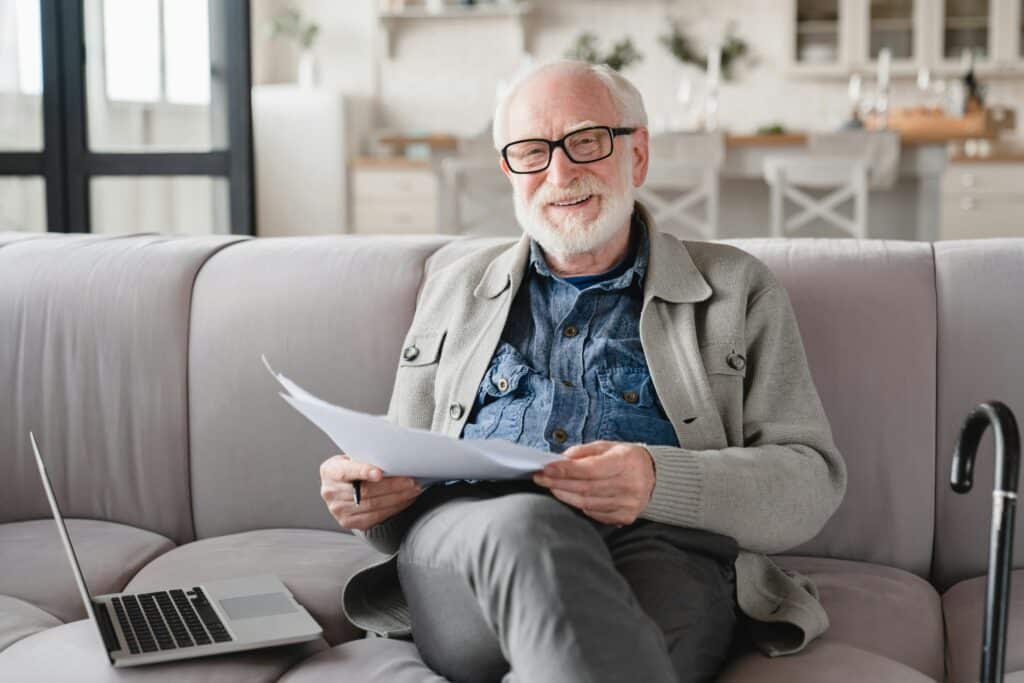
[267,7,321,88]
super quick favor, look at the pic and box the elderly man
[319,60,847,683]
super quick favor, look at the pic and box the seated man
[319,59,847,683]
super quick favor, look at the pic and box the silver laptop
[29,431,322,667]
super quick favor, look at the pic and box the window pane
[164,0,210,105]
[0,0,43,150]
[90,176,228,234]
[944,0,989,60]
[84,0,222,151]
[0,176,46,231]
[870,0,915,60]
[796,0,841,65]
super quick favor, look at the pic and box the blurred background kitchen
[2,0,1023,241]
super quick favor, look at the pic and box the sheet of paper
[264,355,562,479]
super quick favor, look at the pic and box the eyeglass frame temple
[500,126,637,174]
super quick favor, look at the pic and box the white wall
[253,0,1024,138]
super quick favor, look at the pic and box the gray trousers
[395,481,740,683]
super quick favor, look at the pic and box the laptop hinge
[92,601,121,655]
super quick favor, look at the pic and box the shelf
[378,1,532,58]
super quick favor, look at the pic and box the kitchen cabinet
[939,160,1024,238]
[352,159,440,234]
[787,0,1024,77]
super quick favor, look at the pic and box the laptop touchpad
[218,592,298,620]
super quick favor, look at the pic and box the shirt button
[449,403,464,420]
[496,377,509,392]
[622,390,639,404]
[561,379,574,388]
[727,352,746,371]
[402,345,419,361]
[551,428,568,444]
[563,324,578,338]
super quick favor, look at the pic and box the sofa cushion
[278,638,446,683]
[0,233,245,543]
[0,619,327,681]
[942,569,1024,683]
[719,640,937,682]
[123,529,387,647]
[932,239,1024,591]
[0,595,62,652]
[0,519,174,623]
[186,235,453,539]
[766,556,945,680]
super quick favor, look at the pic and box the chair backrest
[442,124,512,235]
[807,130,901,189]
[640,132,725,240]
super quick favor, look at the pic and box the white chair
[636,132,725,241]
[762,130,900,239]
[440,124,513,235]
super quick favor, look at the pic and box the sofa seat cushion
[721,556,944,681]
[942,569,1024,683]
[0,519,175,623]
[719,640,937,682]
[279,638,445,683]
[0,595,62,653]
[0,619,326,681]
[123,529,386,647]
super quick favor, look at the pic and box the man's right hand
[319,454,423,531]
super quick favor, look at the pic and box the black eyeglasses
[501,125,636,174]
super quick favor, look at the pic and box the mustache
[530,176,608,207]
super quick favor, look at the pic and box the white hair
[492,59,648,150]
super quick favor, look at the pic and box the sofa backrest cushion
[932,239,1024,591]
[187,235,452,538]
[718,239,938,577]
[0,234,243,544]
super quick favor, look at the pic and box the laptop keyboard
[110,587,232,654]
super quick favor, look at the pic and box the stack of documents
[263,356,561,480]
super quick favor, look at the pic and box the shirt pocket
[464,341,538,442]
[596,367,679,446]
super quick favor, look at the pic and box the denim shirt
[460,213,680,453]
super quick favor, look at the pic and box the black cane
[950,401,1020,683]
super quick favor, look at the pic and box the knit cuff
[639,444,704,527]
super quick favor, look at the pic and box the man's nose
[545,146,580,187]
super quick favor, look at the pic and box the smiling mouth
[550,194,594,208]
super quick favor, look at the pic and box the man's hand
[532,440,656,526]
[319,454,422,531]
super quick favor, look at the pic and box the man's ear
[500,155,513,180]
[631,127,650,188]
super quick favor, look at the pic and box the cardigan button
[449,403,464,420]
[727,352,746,371]
[402,345,419,361]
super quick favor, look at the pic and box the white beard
[513,158,635,260]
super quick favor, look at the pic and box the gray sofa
[0,230,1021,682]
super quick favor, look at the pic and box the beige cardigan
[345,204,847,657]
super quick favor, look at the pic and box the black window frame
[0,0,254,235]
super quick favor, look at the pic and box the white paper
[263,355,561,479]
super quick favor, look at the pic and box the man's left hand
[532,440,655,526]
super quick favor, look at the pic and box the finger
[547,487,621,514]
[351,486,422,511]
[544,451,623,480]
[562,441,612,460]
[361,477,420,499]
[532,473,620,497]
[340,497,419,530]
[339,459,384,483]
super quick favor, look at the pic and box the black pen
[353,481,362,506]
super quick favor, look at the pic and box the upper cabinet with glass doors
[788,0,1024,76]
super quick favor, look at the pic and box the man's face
[500,71,649,259]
